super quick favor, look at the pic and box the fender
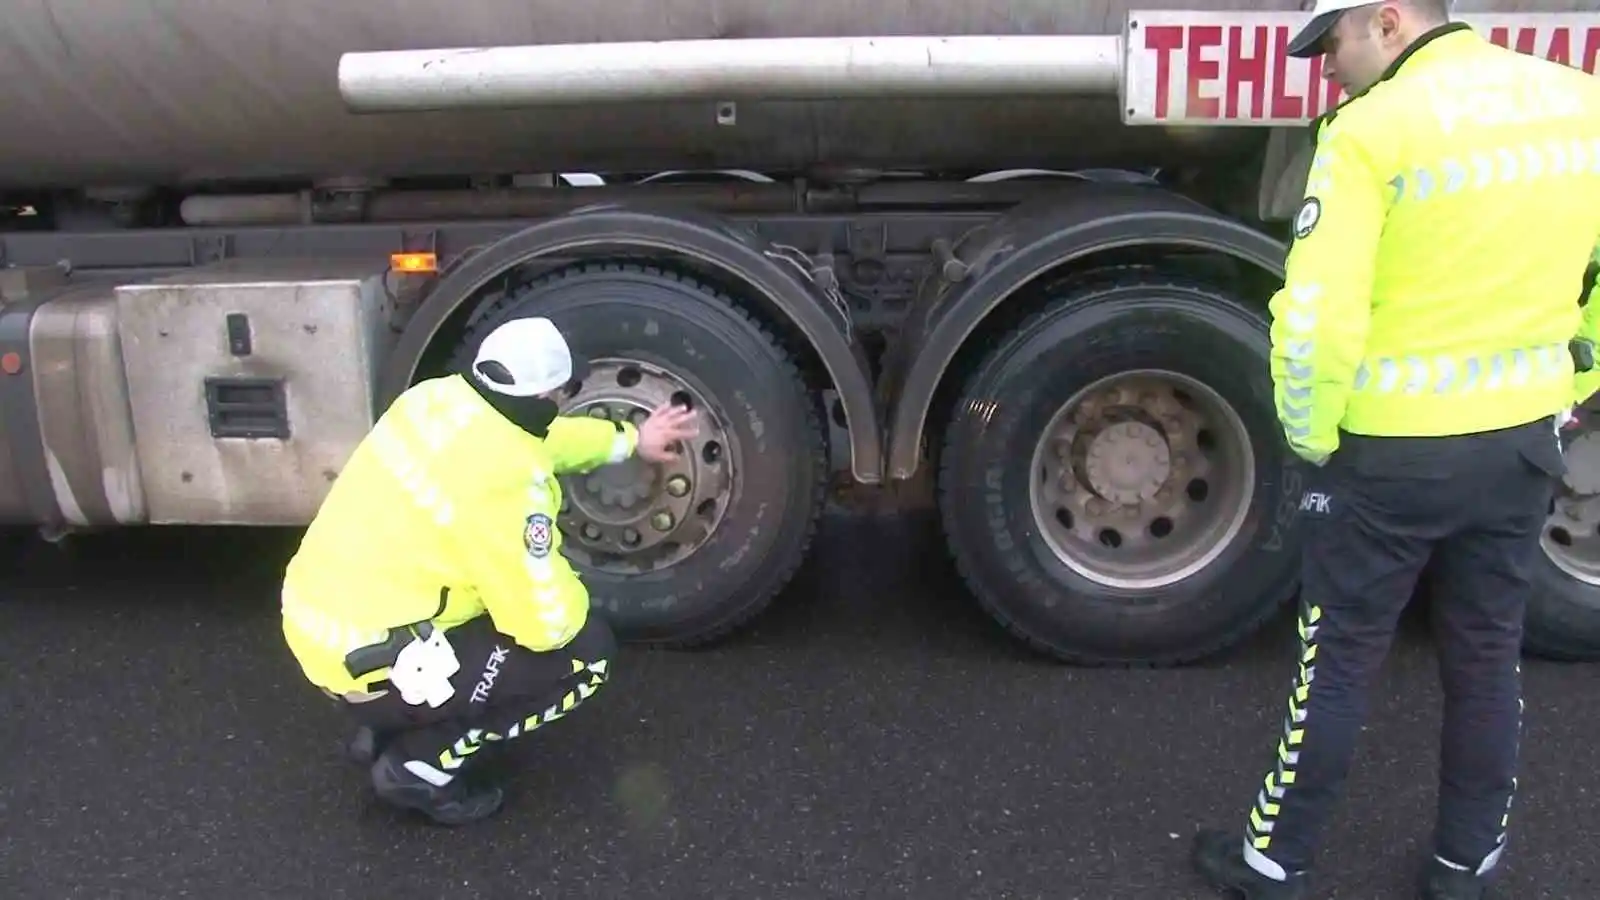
[378,204,884,483]
[885,185,1288,480]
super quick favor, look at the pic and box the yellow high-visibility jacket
[281,374,636,694]
[1269,23,1600,463]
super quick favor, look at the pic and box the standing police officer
[280,314,698,826]
[1189,2,1600,898]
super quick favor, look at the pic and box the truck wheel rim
[1539,522,1600,585]
[1026,369,1255,590]
[556,357,735,573]
[1541,431,1600,586]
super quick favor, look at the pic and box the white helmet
[469,316,585,397]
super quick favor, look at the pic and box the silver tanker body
[0,0,1586,191]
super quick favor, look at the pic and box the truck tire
[937,275,1303,666]
[451,261,828,647]
[1523,564,1600,661]
[1524,485,1600,661]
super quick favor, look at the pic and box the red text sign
[1124,12,1600,126]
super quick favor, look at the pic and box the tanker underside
[5,166,1599,669]
[0,166,1332,666]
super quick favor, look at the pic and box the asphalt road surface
[2,513,1597,900]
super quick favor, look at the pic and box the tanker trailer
[1,2,1598,664]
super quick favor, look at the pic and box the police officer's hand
[637,401,700,463]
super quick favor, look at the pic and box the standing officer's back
[1272,9,1600,457]
[1187,2,1600,900]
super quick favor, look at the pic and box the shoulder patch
[1294,197,1321,240]
[523,512,553,558]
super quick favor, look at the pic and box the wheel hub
[555,358,734,574]
[1562,431,1600,495]
[584,455,659,510]
[1084,420,1170,504]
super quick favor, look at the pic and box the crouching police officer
[280,314,698,825]
[1187,2,1600,898]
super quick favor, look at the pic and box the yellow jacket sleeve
[456,475,589,652]
[1575,242,1600,406]
[544,416,638,474]
[1268,122,1389,464]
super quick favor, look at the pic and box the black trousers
[343,612,616,785]
[1242,417,1563,876]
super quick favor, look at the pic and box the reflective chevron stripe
[1386,138,1600,203]
[1246,604,1321,853]
[1351,343,1569,395]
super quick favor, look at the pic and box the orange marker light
[390,252,438,273]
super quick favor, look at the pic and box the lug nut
[630,409,649,425]
[582,523,601,540]
[622,528,640,546]
[589,406,609,419]
[665,475,690,497]
[650,511,674,531]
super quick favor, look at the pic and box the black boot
[369,752,504,826]
[1417,856,1491,900]
[1192,829,1309,899]
[345,726,390,765]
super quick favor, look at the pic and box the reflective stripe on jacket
[1269,24,1600,462]
[281,374,635,694]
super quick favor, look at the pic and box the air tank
[0,0,1586,190]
